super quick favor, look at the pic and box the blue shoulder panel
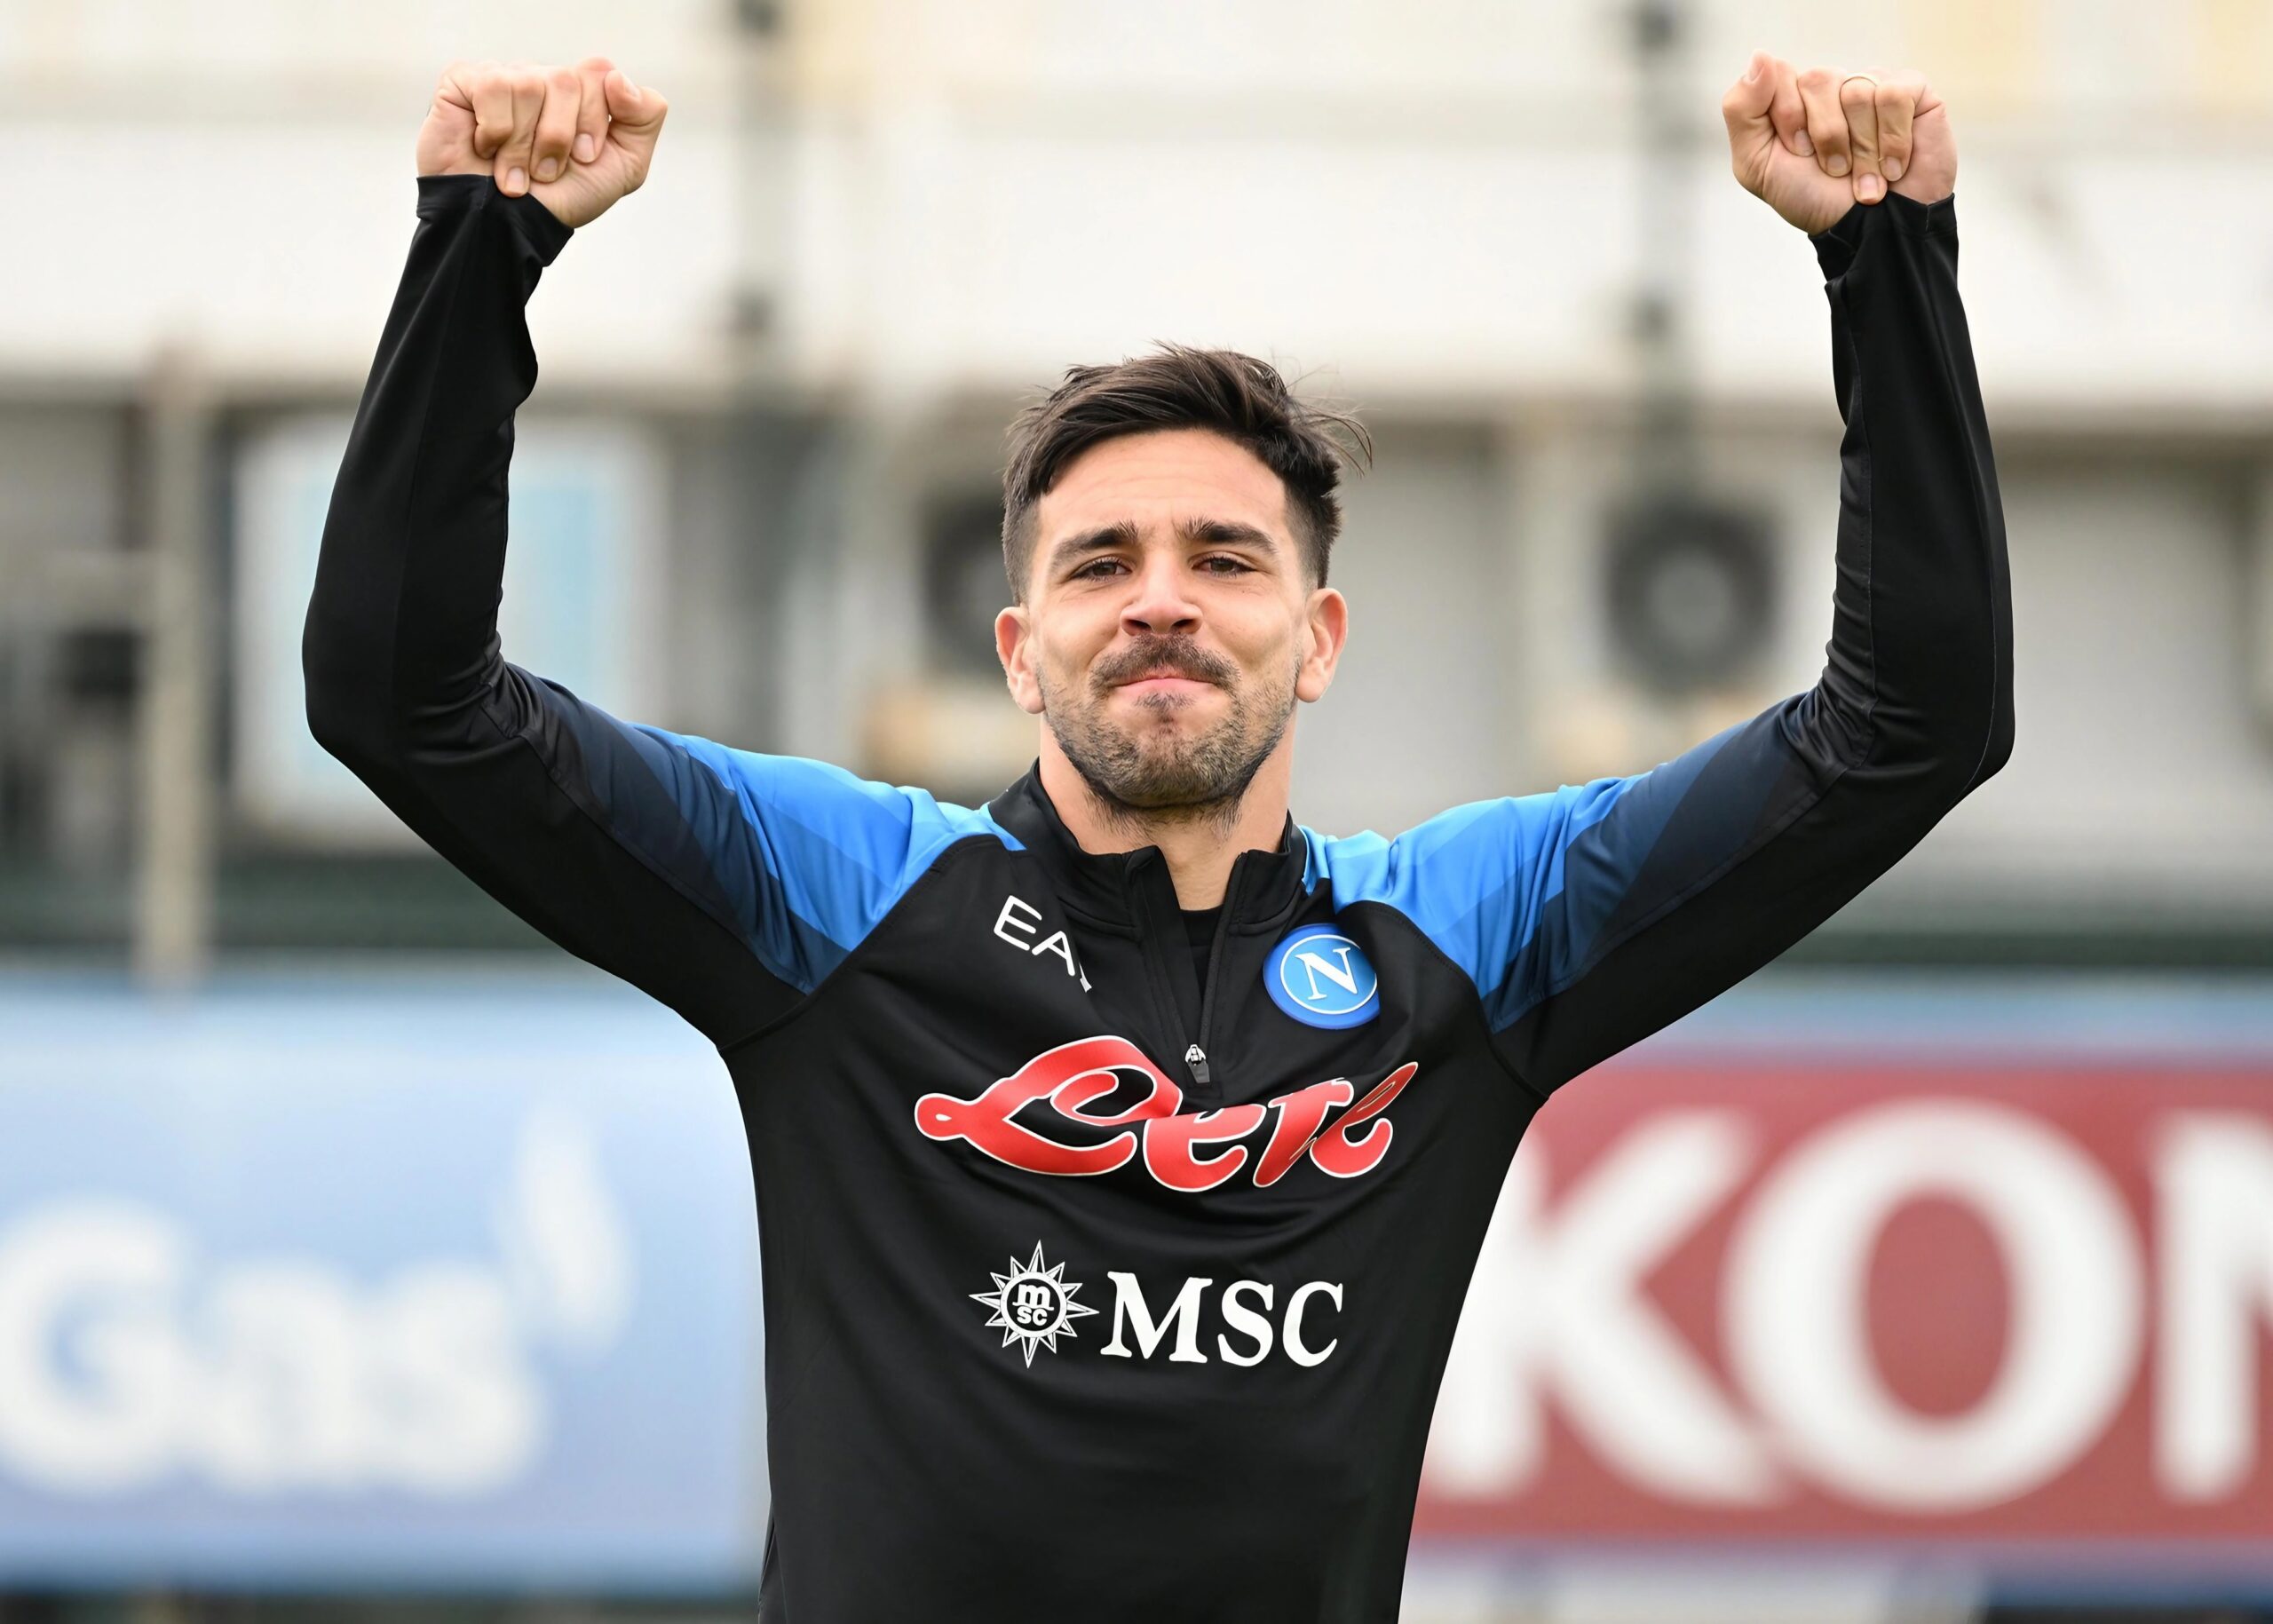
[1310,719,1754,1033]
[609,721,1015,994]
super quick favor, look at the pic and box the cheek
[1220,614,1302,684]
[1030,614,1109,689]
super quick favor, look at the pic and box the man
[305,48,2009,1623]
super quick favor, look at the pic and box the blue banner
[0,969,763,1592]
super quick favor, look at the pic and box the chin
[1126,709,1219,746]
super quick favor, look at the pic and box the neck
[1036,732,1294,908]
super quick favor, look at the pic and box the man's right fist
[416,57,667,229]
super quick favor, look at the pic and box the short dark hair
[999,342,1372,601]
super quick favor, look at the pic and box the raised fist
[416,57,668,230]
[1723,51,1955,236]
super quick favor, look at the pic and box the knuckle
[1840,79,1873,109]
[1797,66,1833,91]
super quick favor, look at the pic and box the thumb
[603,67,668,147]
[1721,50,1777,144]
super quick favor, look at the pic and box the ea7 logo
[993,893,1090,992]
[915,1036,1420,1192]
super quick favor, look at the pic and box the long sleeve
[1328,190,2013,1097]
[304,177,984,1048]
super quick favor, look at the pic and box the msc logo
[968,1243,1345,1369]
[1265,924,1380,1029]
[970,1242,1097,1366]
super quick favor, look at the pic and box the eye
[1198,555,1255,575]
[1071,558,1129,580]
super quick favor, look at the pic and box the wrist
[411,174,574,265]
[504,186,575,262]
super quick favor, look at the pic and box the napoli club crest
[1264,924,1381,1030]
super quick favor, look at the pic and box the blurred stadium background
[4,0,2272,1620]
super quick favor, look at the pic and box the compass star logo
[970,1242,1097,1366]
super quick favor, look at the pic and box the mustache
[1093,638,1239,691]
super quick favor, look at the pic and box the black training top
[305,175,2010,1621]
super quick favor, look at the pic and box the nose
[1120,551,1201,638]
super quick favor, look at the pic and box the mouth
[1112,669,1217,700]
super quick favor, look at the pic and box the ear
[1295,585,1348,703]
[996,603,1046,716]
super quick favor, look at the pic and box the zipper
[1188,853,1248,1094]
[1125,848,1243,1100]
[1125,852,1210,1100]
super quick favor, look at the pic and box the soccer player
[305,50,2008,1622]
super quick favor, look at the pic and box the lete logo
[915,1036,1419,1192]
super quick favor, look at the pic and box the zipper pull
[1184,1043,1212,1087]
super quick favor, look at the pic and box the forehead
[1034,428,1289,541]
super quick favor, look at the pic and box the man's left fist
[1723,50,1955,235]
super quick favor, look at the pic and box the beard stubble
[1037,633,1298,838]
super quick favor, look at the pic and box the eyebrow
[1047,515,1283,572]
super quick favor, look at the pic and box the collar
[985,761,1312,931]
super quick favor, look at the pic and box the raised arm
[304,60,980,1047]
[1326,55,2011,1096]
